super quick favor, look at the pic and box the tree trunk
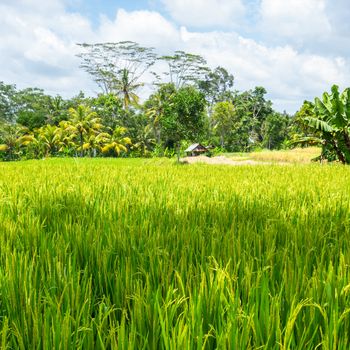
[343,131,350,159]
[176,142,180,163]
[331,139,346,164]
[80,132,84,157]
[220,134,224,148]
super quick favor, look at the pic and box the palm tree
[34,124,61,156]
[101,126,132,156]
[66,105,103,157]
[145,85,175,146]
[55,122,77,156]
[146,93,164,145]
[46,96,66,125]
[82,132,110,157]
[133,125,156,157]
[115,69,142,109]
[0,125,33,160]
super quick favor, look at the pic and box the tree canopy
[6,40,345,162]
[77,41,157,109]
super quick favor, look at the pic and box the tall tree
[77,41,157,109]
[158,51,209,89]
[161,85,207,161]
[144,83,176,145]
[0,82,17,123]
[116,68,143,109]
[198,66,235,113]
[261,112,290,149]
[233,87,273,147]
[15,88,51,129]
[212,101,236,148]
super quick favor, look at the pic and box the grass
[225,147,321,163]
[249,147,321,163]
[0,158,350,349]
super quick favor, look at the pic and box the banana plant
[296,85,350,164]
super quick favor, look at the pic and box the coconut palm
[0,124,33,160]
[55,122,77,156]
[34,124,61,156]
[145,93,164,145]
[133,125,156,157]
[115,69,142,109]
[101,126,132,156]
[81,132,110,157]
[145,84,175,145]
[66,105,103,157]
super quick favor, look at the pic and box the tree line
[0,41,348,163]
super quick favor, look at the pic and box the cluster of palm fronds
[0,105,132,160]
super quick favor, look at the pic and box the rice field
[227,147,322,163]
[0,158,350,349]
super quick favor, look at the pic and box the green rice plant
[0,158,349,348]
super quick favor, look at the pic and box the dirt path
[181,155,269,165]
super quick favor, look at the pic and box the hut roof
[185,143,208,152]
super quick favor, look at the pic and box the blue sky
[0,0,349,113]
[65,0,260,34]
[66,0,153,25]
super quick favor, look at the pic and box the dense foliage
[0,159,349,348]
[1,41,348,163]
[0,41,293,161]
[294,85,350,164]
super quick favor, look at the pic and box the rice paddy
[0,158,350,349]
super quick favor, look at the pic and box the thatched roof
[185,143,208,152]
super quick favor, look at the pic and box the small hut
[185,143,208,157]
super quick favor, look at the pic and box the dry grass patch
[249,147,321,163]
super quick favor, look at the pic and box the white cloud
[0,1,95,96]
[0,0,349,113]
[179,29,350,111]
[98,9,181,50]
[160,0,246,28]
[260,0,332,42]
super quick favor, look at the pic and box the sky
[0,0,349,113]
